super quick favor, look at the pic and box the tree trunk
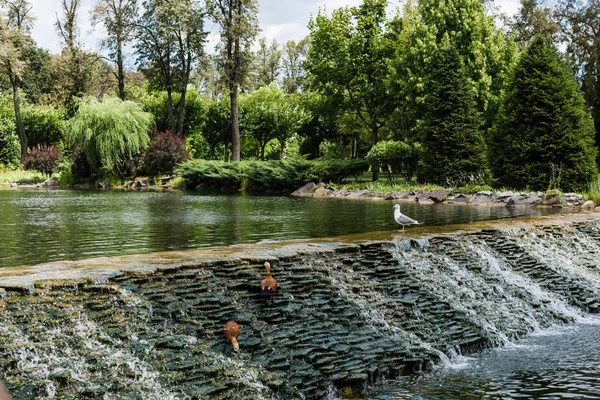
[166,87,176,134]
[116,39,126,101]
[230,0,242,162]
[10,75,27,164]
[371,125,379,181]
[280,141,285,160]
[177,77,188,137]
[231,89,240,161]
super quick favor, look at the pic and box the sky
[27,0,521,55]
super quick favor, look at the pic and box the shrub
[24,144,62,174]
[176,158,369,192]
[143,131,190,177]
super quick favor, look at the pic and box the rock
[41,177,59,187]
[135,180,148,188]
[447,194,468,204]
[313,187,332,197]
[73,183,94,189]
[470,191,494,205]
[522,192,543,206]
[496,191,514,199]
[196,182,210,192]
[291,182,316,196]
[581,200,595,211]
[97,180,110,189]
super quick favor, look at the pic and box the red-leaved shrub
[143,131,189,177]
[24,144,62,174]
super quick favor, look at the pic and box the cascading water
[1,217,600,399]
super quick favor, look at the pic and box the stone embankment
[1,215,600,399]
[292,182,598,210]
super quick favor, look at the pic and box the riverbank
[3,172,599,211]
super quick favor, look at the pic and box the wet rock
[40,177,59,187]
[291,182,316,196]
[581,200,595,211]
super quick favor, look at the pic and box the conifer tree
[418,43,487,186]
[489,35,597,192]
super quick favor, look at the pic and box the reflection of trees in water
[0,190,565,268]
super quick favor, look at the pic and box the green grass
[0,169,51,184]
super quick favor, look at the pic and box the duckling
[223,320,240,351]
[260,261,278,300]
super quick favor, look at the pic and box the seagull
[393,204,420,231]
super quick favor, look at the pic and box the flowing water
[2,188,600,399]
[368,319,600,399]
[0,188,563,268]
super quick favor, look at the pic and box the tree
[306,0,395,181]
[393,0,516,138]
[557,0,600,166]
[297,91,339,159]
[202,97,231,160]
[66,96,153,177]
[136,0,206,136]
[91,0,139,101]
[55,0,97,115]
[242,83,305,159]
[0,0,33,163]
[252,37,281,88]
[418,44,488,186]
[282,37,309,93]
[506,0,559,48]
[209,0,259,161]
[488,35,598,192]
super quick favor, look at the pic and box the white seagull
[393,204,420,231]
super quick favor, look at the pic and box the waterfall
[1,219,599,399]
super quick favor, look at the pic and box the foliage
[282,37,309,93]
[488,35,598,193]
[366,140,419,183]
[208,0,259,161]
[176,158,368,192]
[66,96,153,177]
[201,97,231,159]
[505,0,559,48]
[0,168,49,183]
[21,105,65,147]
[306,0,394,180]
[392,0,517,137]
[556,0,600,165]
[0,97,20,168]
[136,0,206,135]
[139,89,207,137]
[24,144,62,174]
[142,131,190,176]
[417,44,488,187]
[241,83,305,159]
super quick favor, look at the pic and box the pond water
[0,188,563,268]
[368,319,600,399]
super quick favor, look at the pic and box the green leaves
[66,96,153,177]
[489,35,598,192]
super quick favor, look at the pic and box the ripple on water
[369,323,600,399]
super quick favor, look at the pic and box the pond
[0,188,564,268]
[368,319,600,399]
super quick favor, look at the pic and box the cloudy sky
[28,0,521,54]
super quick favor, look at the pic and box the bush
[0,97,20,168]
[176,158,369,192]
[143,131,190,177]
[366,141,419,183]
[24,144,61,174]
[21,105,65,148]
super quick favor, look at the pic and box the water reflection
[0,189,564,268]
[369,321,600,399]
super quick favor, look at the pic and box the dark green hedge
[176,158,368,192]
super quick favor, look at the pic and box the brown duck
[223,320,240,351]
[260,261,277,299]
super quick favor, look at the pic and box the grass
[0,169,51,184]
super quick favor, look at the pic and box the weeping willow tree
[67,96,153,177]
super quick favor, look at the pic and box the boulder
[41,177,59,187]
[97,180,110,189]
[522,192,544,206]
[291,182,316,197]
[447,193,468,203]
[581,200,595,211]
[470,191,494,205]
[313,187,333,197]
[135,180,148,188]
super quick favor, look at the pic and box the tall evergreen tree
[418,43,487,186]
[489,35,597,192]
